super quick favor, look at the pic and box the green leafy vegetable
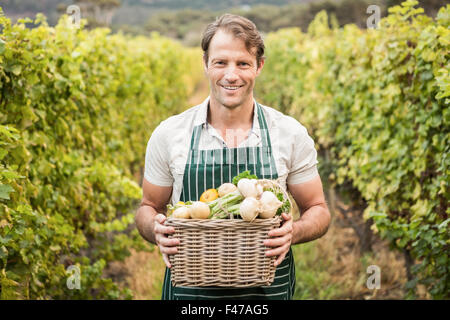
[232,170,258,186]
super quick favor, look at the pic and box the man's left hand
[264,212,293,267]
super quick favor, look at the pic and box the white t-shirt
[144,96,319,205]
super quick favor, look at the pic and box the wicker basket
[165,179,292,288]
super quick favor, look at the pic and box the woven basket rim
[165,216,283,228]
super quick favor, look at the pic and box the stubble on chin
[214,87,253,110]
[212,88,242,110]
[220,99,242,110]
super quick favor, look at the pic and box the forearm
[135,204,159,245]
[292,204,330,245]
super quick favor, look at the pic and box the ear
[255,58,265,77]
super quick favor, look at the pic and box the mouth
[220,84,244,92]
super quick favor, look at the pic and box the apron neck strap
[255,101,272,149]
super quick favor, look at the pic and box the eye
[239,62,250,67]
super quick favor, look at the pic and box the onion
[172,206,191,219]
[189,201,210,219]
[218,183,237,197]
[258,191,283,219]
[239,197,260,222]
[237,178,262,198]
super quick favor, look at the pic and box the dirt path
[300,197,410,299]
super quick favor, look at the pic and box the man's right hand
[154,213,180,268]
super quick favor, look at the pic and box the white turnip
[172,206,191,219]
[189,201,210,219]
[218,183,237,197]
[258,191,283,219]
[239,197,260,222]
[237,178,263,198]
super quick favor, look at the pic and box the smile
[221,85,244,91]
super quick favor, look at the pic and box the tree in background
[386,0,446,17]
[144,9,215,44]
[140,0,385,46]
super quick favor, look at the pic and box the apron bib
[161,102,295,300]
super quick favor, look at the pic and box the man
[135,14,331,300]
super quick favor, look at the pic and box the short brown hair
[201,14,265,67]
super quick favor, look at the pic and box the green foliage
[231,170,258,185]
[0,9,202,299]
[292,242,342,299]
[256,1,449,299]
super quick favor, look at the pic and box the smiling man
[135,14,331,300]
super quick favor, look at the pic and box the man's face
[204,29,264,109]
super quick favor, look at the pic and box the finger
[154,223,176,235]
[268,221,293,237]
[281,212,292,221]
[159,245,178,255]
[265,242,289,257]
[274,252,287,267]
[265,242,290,258]
[162,253,171,269]
[155,213,167,224]
[157,236,180,247]
[264,234,291,248]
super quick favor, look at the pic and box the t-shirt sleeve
[144,124,174,187]
[286,123,319,185]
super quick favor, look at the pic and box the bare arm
[135,178,179,268]
[288,174,331,245]
[135,178,173,244]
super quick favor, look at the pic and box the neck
[207,95,254,131]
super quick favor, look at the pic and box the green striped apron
[162,102,295,300]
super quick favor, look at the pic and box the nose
[223,65,239,83]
